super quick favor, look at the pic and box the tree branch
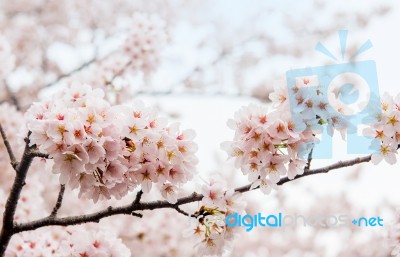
[27,150,50,159]
[173,206,193,217]
[0,123,18,170]
[0,132,35,254]
[49,185,66,218]
[235,155,372,193]
[132,190,143,205]
[305,148,313,171]
[14,155,372,234]
[44,57,97,88]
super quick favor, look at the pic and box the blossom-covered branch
[11,154,371,235]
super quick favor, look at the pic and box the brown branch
[173,206,192,217]
[278,155,372,185]
[130,212,143,218]
[49,185,66,218]
[27,150,50,159]
[0,149,371,255]
[0,132,35,255]
[14,155,372,234]
[133,190,143,205]
[15,192,202,233]
[0,123,18,170]
[235,155,372,193]
[305,148,313,171]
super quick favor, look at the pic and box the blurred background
[0,0,399,256]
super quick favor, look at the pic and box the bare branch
[130,212,143,218]
[0,123,18,170]
[49,185,66,218]
[278,155,372,185]
[173,206,192,217]
[15,192,202,232]
[0,132,35,254]
[28,150,50,159]
[133,190,143,205]
[305,148,313,171]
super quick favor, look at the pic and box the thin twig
[0,123,18,170]
[278,155,372,185]
[305,148,313,170]
[49,185,66,218]
[173,206,193,217]
[44,57,97,88]
[104,60,133,86]
[235,155,372,193]
[133,190,143,205]
[130,212,143,218]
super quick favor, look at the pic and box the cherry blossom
[186,177,246,256]
[222,101,315,194]
[26,83,198,202]
[123,12,168,74]
[6,226,131,257]
[364,92,400,165]
[0,1,397,256]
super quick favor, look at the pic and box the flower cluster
[271,77,351,138]
[222,102,315,194]
[363,93,400,165]
[123,12,168,73]
[223,77,391,193]
[185,178,245,256]
[25,83,198,202]
[6,226,130,257]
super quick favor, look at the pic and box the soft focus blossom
[123,13,168,74]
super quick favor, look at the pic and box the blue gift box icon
[285,30,381,159]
